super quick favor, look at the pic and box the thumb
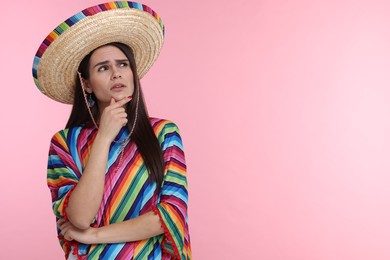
[110,97,116,105]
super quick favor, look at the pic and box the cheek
[130,83,136,95]
[127,75,135,92]
[88,76,106,92]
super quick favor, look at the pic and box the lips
[111,83,125,90]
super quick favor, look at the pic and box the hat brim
[33,2,164,104]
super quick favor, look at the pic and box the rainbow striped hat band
[32,1,165,104]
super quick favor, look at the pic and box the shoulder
[150,117,180,133]
[50,129,69,144]
[49,126,90,144]
[149,117,182,142]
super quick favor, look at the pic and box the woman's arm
[65,134,110,229]
[66,97,131,229]
[58,211,164,244]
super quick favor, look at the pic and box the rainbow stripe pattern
[32,1,165,92]
[47,118,191,259]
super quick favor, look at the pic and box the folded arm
[58,210,163,244]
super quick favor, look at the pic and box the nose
[111,69,121,80]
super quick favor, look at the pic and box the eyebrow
[92,59,129,69]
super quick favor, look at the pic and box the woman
[33,2,191,259]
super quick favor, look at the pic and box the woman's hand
[98,97,131,143]
[57,219,97,244]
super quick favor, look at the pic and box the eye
[98,65,108,72]
[119,62,129,67]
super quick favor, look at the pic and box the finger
[110,97,116,106]
[57,219,67,230]
[117,107,126,113]
[110,107,126,114]
[61,224,70,236]
[57,218,65,226]
[64,235,73,241]
[117,112,128,118]
[110,96,131,109]
[105,110,127,121]
[64,233,73,241]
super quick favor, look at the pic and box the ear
[83,79,93,94]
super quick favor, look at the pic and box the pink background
[1,0,390,259]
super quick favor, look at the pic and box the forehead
[90,45,127,63]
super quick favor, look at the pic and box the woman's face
[85,45,134,108]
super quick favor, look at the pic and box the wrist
[94,132,112,147]
[88,227,99,244]
[93,226,103,244]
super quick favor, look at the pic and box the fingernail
[128,96,132,99]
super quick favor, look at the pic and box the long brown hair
[66,42,164,192]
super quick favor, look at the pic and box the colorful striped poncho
[47,118,191,259]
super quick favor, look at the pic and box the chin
[113,93,128,101]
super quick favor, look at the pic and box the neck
[97,101,109,120]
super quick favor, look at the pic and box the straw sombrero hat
[32,1,165,104]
